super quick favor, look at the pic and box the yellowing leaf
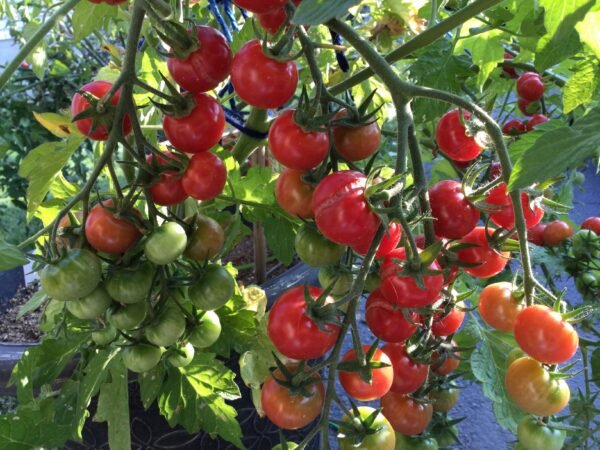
[33,112,80,138]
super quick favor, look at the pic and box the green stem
[231,108,270,163]
[0,0,82,91]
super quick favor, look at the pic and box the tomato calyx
[291,87,335,133]
[331,90,381,130]
[333,406,387,447]
[149,74,197,118]
[302,285,344,329]
[71,88,122,137]
[337,340,391,384]
[386,241,444,290]
[269,358,323,398]
[152,19,200,59]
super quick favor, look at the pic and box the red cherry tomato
[543,220,573,246]
[431,349,460,376]
[332,110,381,162]
[502,119,525,136]
[365,289,418,343]
[147,152,188,206]
[163,93,225,154]
[489,161,502,180]
[582,217,600,234]
[71,81,131,140]
[486,183,544,230]
[181,152,227,201]
[435,109,482,162]
[431,307,465,336]
[517,72,544,102]
[85,200,141,254]
[268,109,329,170]
[429,180,480,239]
[351,222,402,258]
[231,40,298,109]
[527,222,546,246]
[267,286,340,360]
[338,345,393,401]
[275,169,315,218]
[256,0,301,34]
[502,53,518,78]
[381,343,429,394]
[380,247,444,308]
[457,226,510,278]
[233,0,286,13]
[524,114,548,131]
[478,282,524,332]
[518,98,540,116]
[381,392,433,436]
[312,170,380,247]
[514,305,578,364]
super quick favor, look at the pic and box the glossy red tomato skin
[517,72,545,102]
[85,200,141,254]
[167,26,232,94]
[380,248,444,308]
[267,286,340,360]
[457,226,510,278]
[181,152,227,201]
[163,93,225,154]
[381,343,429,394]
[365,289,418,343]
[332,110,381,162]
[431,351,460,376]
[518,98,540,116]
[256,0,301,34]
[339,346,393,401]
[502,119,525,135]
[502,53,518,78]
[486,183,544,230]
[435,109,482,162]
[261,366,324,430]
[381,392,433,436]
[528,223,546,246]
[233,0,286,13]
[478,282,524,332]
[524,114,548,131]
[351,222,402,258]
[231,40,298,109]
[429,180,480,239]
[582,217,600,234]
[147,153,188,206]
[275,169,314,218]
[431,307,465,336]
[312,171,380,247]
[268,109,329,170]
[71,81,131,140]
[543,220,573,246]
[514,305,578,364]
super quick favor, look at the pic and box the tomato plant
[381,392,433,436]
[85,200,141,254]
[294,223,345,267]
[39,249,102,301]
[457,226,510,278]
[365,289,418,343]
[429,179,480,239]
[332,109,381,162]
[275,168,315,218]
[517,416,566,450]
[144,221,188,265]
[338,407,396,450]
[478,282,524,332]
[486,183,543,230]
[435,109,482,161]
[105,261,154,304]
[381,343,428,394]
[338,345,394,401]
[543,220,574,246]
[146,152,188,206]
[181,151,227,201]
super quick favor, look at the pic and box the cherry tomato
[431,347,460,376]
[430,388,459,413]
[184,215,225,261]
[85,200,141,254]
[527,223,546,246]
[256,0,302,35]
[261,366,324,430]
[514,305,578,364]
[351,222,402,258]
[318,266,352,297]
[488,161,502,180]
[505,357,570,416]
[380,247,444,308]
[517,72,544,102]
[581,216,600,234]
[478,282,524,332]
[66,285,113,320]
[381,343,428,394]
[524,114,549,131]
[146,152,188,206]
[39,249,102,301]
[71,80,131,140]
[267,286,340,360]
[431,307,465,336]
[163,93,225,154]
[429,180,480,239]
[181,152,227,201]
[486,183,544,230]
[339,345,393,401]
[435,109,482,162]
[517,416,566,450]
[365,289,418,343]
[294,223,345,267]
[108,301,149,330]
[502,53,518,78]
[338,407,396,450]
[122,344,163,373]
[543,220,573,246]
[381,392,433,436]
[231,40,298,109]
[233,0,286,13]
[187,264,235,310]
[144,221,188,265]
[56,212,83,250]
[332,110,381,162]
[167,342,195,368]
[275,169,315,218]
[312,171,380,247]
[502,119,525,136]
[457,226,510,278]
[106,261,154,304]
[92,323,118,346]
[394,434,439,450]
[145,305,186,347]
[167,26,232,94]
[518,98,540,116]
[268,109,329,170]
[188,310,222,348]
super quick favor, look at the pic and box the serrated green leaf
[0,238,27,271]
[456,30,504,90]
[17,290,47,319]
[138,364,167,410]
[72,2,118,42]
[292,0,361,26]
[231,20,256,54]
[262,215,296,265]
[212,307,260,357]
[576,9,600,58]
[563,59,599,113]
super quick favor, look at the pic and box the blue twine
[223,107,269,139]
[220,0,240,32]
[137,37,145,51]
[218,81,238,111]
[329,30,350,73]
[208,0,234,42]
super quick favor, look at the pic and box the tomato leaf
[72,1,118,42]
[262,214,296,265]
[591,347,600,389]
[292,0,362,26]
[562,58,600,113]
[17,290,47,319]
[455,29,504,90]
[138,364,167,409]
[33,112,80,138]
[0,238,28,271]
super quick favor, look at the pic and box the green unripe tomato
[517,416,566,450]
[395,434,439,450]
[92,323,118,346]
[572,229,600,258]
[572,171,585,185]
[271,443,299,450]
[66,285,114,320]
[294,224,346,267]
[39,249,101,301]
[318,266,353,297]
[364,271,381,292]
[431,424,458,448]
[188,310,222,348]
[338,406,395,450]
[187,265,235,310]
[145,306,186,347]
[576,271,599,299]
[105,262,154,304]
[167,342,195,367]
[122,344,163,373]
[430,388,460,413]
[144,221,188,265]
[506,347,526,368]
[108,301,149,330]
